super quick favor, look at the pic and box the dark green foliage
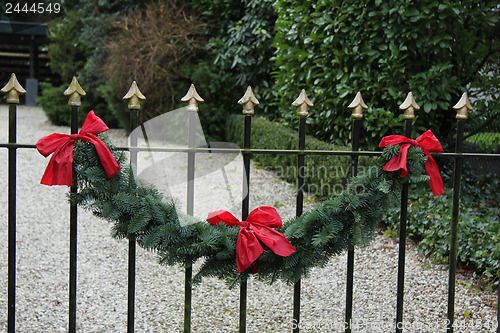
[465,132,500,153]
[90,0,272,140]
[42,0,276,138]
[273,0,500,149]
[226,114,377,200]
[464,95,499,154]
[182,60,241,142]
[37,82,117,127]
[191,0,244,23]
[37,82,82,126]
[41,0,150,129]
[72,132,430,285]
[47,10,92,83]
[200,0,278,113]
[384,165,500,281]
[40,9,101,126]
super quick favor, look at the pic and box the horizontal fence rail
[1,73,500,333]
[2,142,500,159]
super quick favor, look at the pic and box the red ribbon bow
[379,130,444,196]
[207,206,296,273]
[36,111,120,186]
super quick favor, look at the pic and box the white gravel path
[0,105,497,332]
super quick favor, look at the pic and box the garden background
[2,0,499,293]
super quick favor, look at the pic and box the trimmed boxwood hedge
[225,115,377,201]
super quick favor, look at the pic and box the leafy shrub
[47,10,92,83]
[225,114,377,200]
[201,0,278,114]
[101,0,276,140]
[42,0,151,129]
[37,82,73,126]
[182,60,241,143]
[273,0,500,149]
[384,166,500,282]
[45,9,119,127]
[465,132,500,153]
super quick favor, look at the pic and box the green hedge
[384,168,500,284]
[272,0,500,150]
[225,115,377,200]
[37,82,118,128]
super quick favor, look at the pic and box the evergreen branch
[72,137,431,285]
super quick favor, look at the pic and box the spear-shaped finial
[399,91,420,120]
[181,84,204,111]
[292,89,313,117]
[238,86,260,116]
[1,73,26,104]
[63,76,86,107]
[348,92,368,119]
[123,81,146,110]
[453,92,472,120]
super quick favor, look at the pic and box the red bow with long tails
[207,206,296,273]
[379,130,444,196]
[36,111,120,186]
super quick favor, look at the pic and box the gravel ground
[0,105,498,332]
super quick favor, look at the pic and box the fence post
[236,86,259,333]
[181,84,204,333]
[395,92,419,333]
[345,92,367,333]
[63,77,86,333]
[291,89,313,333]
[1,73,26,333]
[123,81,146,333]
[447,93,472,332]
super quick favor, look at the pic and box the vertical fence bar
[2,73,25,333]
[128,220,137,333]
[64,77,86,333]
[128,113,138,333]
[123,81,146,333]
[69,104,78,333]
[7,100,18,333]
[293,117,305,333]
[291,89,313,333]
[237,86,259,333]
[395,92,419,333]
[7,102,17,332]
[447,93,472,332]
[239,113,251,333]
[181,84,204,333]
[344,92,366,333]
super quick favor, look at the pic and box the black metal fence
[1,74,500,333]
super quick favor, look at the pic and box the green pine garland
[72,136,429,285]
